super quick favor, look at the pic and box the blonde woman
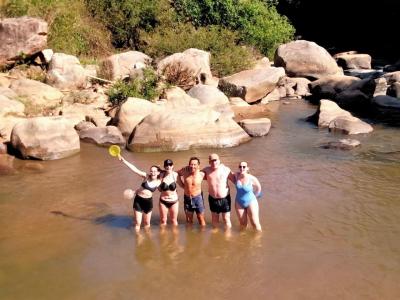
[234,161,262,231]
[119,155,161,231]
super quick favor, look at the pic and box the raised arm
[118,155,147,178]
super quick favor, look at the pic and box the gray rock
[238,118,271,137]
[320,139,361,150]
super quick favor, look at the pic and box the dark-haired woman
[119,155,161,231]
[159,159,180,227]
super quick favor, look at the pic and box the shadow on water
[51,211,133,229]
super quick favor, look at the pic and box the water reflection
[2,100,400,299]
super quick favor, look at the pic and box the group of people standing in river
[118,153,263,232]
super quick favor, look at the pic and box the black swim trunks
[133,194,153,214]
[184,193,205,214]
[208,194,231,214]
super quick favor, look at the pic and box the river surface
[1,100,399,300]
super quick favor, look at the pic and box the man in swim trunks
[202,153,235,229]
[177,157,206,226]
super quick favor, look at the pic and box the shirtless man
[202,153,234,229]
[178,157,206,226]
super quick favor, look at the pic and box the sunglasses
[239,165,247,168]
[164,163,173,167]
[209,159,218,162]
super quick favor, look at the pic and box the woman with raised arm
[234,161,262,231]
[158,159,180,227]
[119,155,161,231]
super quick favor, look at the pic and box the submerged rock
[320,139,361,150]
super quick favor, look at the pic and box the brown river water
[1,100,400,300]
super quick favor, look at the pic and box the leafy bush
[142,24,256,77]
[0,0,113,57]
[107,68,160,106]
[173,0,294,58]
[84,0,175,49]
[237,1,295,58]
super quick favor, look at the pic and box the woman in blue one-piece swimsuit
[234,161,262,231]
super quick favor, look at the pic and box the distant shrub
[107,68,160,105]
[142,24,256,77]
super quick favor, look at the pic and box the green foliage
[107,68,160,106]
[84,0,175,49]
[0,0,112,57]
[173,0,294,58]
[142,24,256,77]
[237,1,295,58]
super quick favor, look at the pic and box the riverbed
[1,99,399,299]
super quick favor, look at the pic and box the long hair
[148,165,162,179]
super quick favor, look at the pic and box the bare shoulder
[202,166,211,174]
[222,164,232,174]
[250,174,260,183]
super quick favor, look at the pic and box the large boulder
[163,87,201,108]
[372,95,400,109]
[310,99,352,127]
[308,75,378,111]
[218,66,285,103]
[333,51,372,70]
[9,78,63,107]
[187,84,229,106]
[309,99,373,134]
[99,51,151,80]
[157,48,212,89]
[0,86,18,99]
[328,116,373,135]
[78,126,125,146]
[46,53,87,89]
[0,17,47,67]
[10,116,80,160]
[0,115,26,141]
[60,103,110,127]
[0,95,24,117]
[128,106,250,152]
[115,97,163,136]
[274,40,343,79]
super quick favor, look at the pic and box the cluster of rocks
[1,17,400,163]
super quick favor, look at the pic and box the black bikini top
[160,176,177,191]
[141,180,158,192]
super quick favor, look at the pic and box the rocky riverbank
[1,16,400,164]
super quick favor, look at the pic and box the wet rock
[10,116,80,160]
[238,118,271,137]
[320,139,361,150]
[79,126,125,146]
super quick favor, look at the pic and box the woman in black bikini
[119,155,161,231]
[159,159,180,227]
